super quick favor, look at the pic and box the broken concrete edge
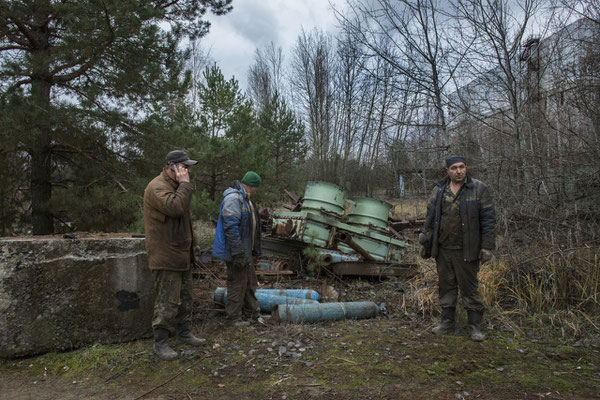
[0,236,154,359]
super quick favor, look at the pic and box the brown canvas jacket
[143,170,195,271]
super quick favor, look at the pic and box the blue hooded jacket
[212,181,262,262]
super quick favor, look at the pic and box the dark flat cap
[165,150,198,166]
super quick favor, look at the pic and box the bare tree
[188,39,212,116]
[332,31,366,169]
[449,0,547,182]
[290,29,336,179]
[335,0,462,161]
[247,42,285,111]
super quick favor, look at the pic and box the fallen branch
[332,356,357,365]
[272,376,291,386]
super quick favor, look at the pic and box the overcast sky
[202,0,343,91]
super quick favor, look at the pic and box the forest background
[1,0,599,335]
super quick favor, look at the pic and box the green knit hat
[241,171,261,187]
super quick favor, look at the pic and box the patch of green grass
[1,342,147,377]
[2,317,599,399]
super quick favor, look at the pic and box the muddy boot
[432,307,456,335]
[467,310,486,342]
[176,324,206,347]
[153,328,178,360]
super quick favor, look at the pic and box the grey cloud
[226,1,281,48]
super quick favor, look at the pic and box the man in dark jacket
[212,171,262,326]
[144,150,205,360]
[420,156,496,341]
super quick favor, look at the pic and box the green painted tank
[347,197,392,232]
[301,181,346,217]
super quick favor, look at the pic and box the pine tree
[191,64,269,201]
[0,0,232,234]
[257,93,307,186]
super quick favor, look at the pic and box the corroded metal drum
[301,181,346,217]
[347,197,392,232]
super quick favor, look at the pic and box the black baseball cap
[165,150,198,166]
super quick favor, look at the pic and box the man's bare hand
[479,249,493,263]
[174,164,190,183]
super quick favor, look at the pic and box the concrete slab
[0,236,153,358]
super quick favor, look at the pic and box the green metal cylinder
[301,181,346,217]
[347,197,392,232]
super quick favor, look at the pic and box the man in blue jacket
[420,156,496,341]
[212,171,262,325]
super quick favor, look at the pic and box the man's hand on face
[173,164,190,183]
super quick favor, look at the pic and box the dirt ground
[2,273,600,400]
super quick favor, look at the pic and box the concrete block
[0,236,153,358]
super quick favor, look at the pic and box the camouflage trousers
[436,248,485,312]
[225,260,259,321]
[152,269,193,331]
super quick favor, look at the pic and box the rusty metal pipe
[317,249,360,265]
[213,288,318,312]
[336,232,376,262]
[272,301,380,323]
[257,288,319,300]
[214,287,319,300]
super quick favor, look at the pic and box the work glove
[232,254,246,269]
[479,249,493,263]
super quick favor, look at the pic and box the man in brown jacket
[144,150,205,360]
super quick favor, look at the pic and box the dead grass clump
[400,246,600,340]
[402,259,438,317]
[479,260,511,309]
[505,248,600,314]
[486,246,600,339]
[193,220,216,248]
[389,197,428,221]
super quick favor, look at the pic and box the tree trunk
[30,6,53,234]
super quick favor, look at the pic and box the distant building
[447,18,599,171]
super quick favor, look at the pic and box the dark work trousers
[152,269,193,331]
[225,260,259,320]
[436,248,485,312]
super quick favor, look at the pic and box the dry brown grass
[193,220,216,248]
[390,196,600,339]
[479,260,511,309]
[389,197,428,221]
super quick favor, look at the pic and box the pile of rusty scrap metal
[198,181,422,278]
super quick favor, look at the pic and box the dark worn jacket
[212,181,262,263]
[421,176,496,262]
[143,171,195,271]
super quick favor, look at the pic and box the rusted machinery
[198,181,418,278]
[266,181,416,278]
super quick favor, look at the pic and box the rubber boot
[153,328,178,360]
[175,323,206,347]
[467,310,486,342]
[432,307,456,335]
